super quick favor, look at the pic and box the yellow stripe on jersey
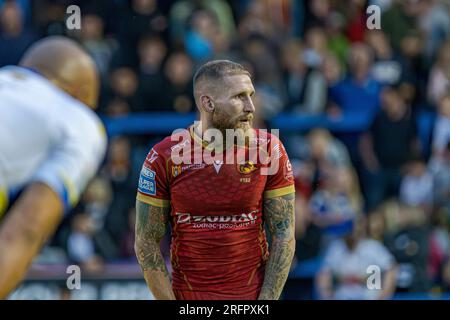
[137,192,171,207]
[0,186,8,220]
[264,185,295,199]
[61,173,79,207]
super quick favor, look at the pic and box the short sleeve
[30,118,107,211]
[263,137,295,198]
[136,147,170,207]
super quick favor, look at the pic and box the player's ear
[200,95,214,113]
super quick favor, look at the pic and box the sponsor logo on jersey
[213,160,223,174]
[237,161,257,174]
[176,210,258,225]
[182,163,206,171]
[138,167,156,195]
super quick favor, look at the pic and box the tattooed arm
[134,199,175,300]
[258,192,296,300]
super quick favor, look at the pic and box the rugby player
[0,36,106,298]
[135,60,296,300]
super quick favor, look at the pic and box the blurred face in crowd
[108,136,130,165]
[321,52,342,84]
[408,160,426,177]
[348,43,373,80]
[81,14,104,41]
[311,0,330,18]
[438,41,450,72]
[281,40,304,73]
[401,33,422,58]
[110,68,138,98]
[439,94,450,117]
[138,37,167,70]
[381,88,407,119]
[308,129,331,160]
[132,0,156,15]
[365,30,391,59]
[165,52,193,86]
[209,74,256,133]
[0,1,23,35]
[305,27,327,53]
[192,10,219,40]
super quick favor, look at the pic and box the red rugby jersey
[137,126,295,299]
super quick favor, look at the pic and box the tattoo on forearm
[260,193,295,300]
[135,201,170,273]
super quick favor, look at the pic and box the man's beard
[212,109,253,133]
[211,109,254,148]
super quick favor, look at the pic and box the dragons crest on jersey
[172,165,182,178]
[237,161,257,174]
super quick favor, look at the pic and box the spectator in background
[315,216,397,300]
[398,30,426,108]
[280,39,326,114]
[304,0,332,30]
[427,40,450,107]
[134,34,167,112]
[162,51,194,113]
[342,0,367,43]
[360,86,420,210]
[329,43,381,120]
[105,67,138,114]
[240,34,284,119]
[307,128,352,171]
[417,0,450,62]
[325,11,349,68]
[118,0,167,50]
[429,141,450,211]
[184,9,219,63]
[309,166,362,253]
[399,156,434,214]
[169,0,235,45]
[0,0,36,66]
[303,27,328,69]
[120,207,136,259]
[380,200,431,292]
[67,213,104,272]
[365,30,402,85]
[77,12,117,80]
[382,0,420,50]
[428,207,450,288]
[103,136,136,244]
[432,92,450,156]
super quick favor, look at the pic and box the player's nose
[243,96,255,113]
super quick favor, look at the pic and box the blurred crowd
[1,0,450,299]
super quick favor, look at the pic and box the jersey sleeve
[136,146,171,208]
[30,117,107,212]
[263,137,295,199]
